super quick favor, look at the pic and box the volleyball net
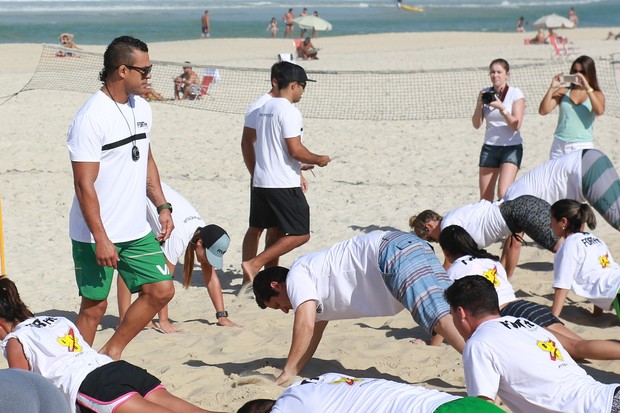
[20,44,620,121]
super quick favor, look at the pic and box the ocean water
[0,0,617,45]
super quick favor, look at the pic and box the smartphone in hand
[560,74,579,84]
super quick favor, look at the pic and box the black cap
[279,61,316,83]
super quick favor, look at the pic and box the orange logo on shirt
[599,254,610,269]
[58,328,82,352]
[482,266,500,286]
[537,339,563,361]
[331,377,362,386]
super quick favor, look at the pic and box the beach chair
[548,35,576,62]
[200,68,221,96]
[293,38,303,58]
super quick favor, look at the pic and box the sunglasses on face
[297,81,307,90]
[125,64,153,77]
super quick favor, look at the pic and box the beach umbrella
[533,13,575,29]
[293,15,332,32]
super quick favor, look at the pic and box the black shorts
[249,187,310,235]
[500,300,563,328]
[77,360,161,411]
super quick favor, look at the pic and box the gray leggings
[500,195,559,251]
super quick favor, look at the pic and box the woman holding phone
[539,55,606,159]
[472,58,525,201]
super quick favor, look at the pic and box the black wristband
[215,310,228,319]
[156,202,173,214]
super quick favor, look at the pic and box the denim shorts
[479,143,523,168]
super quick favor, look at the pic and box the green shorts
[72,232,171,301]
[435,397,505,413]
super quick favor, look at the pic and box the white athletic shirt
[253,97,304,188]
[503,149,584,203]
[442,200,510,248]
[146,182,205,264]
[271,372,459,413]
[67,91,152,243]
[464,316,617,413]
[447,255,517,306]
[482,86,525,146]
[287,231,404,321]
[1,316,113,413]
[553,232,620,310]
[244,93,272,128]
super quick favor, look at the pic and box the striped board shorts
[500,195,559,251]
[581,149,620,229]
[500,300,562,328]
[378,231,452,336]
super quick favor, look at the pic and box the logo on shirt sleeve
[537,339,563,361]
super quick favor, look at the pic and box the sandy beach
[1,29,620,411]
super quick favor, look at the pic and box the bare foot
[158,320,181,334]
[241,260,259,284]
[409,338,427,346]
[217,317,243,328]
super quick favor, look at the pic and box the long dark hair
[570,55,601,92]
[550,199,596,234]
[0,278,34,324]
[182,227,203,289]
[439,225,499,261]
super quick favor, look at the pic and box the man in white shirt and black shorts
[241,62,330,282]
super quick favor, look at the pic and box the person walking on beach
[0,277,225,413]
[117,182,241,332]
[282,8,294,38]
[267,17,278,38]
[241,62,330,282]
[252,231,466,386]
[241,62,283,285]
[67,35,174,360]
[201,10,210,38]
[445,276,620,413]
[298,8,308,38]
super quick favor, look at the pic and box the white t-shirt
[442,200,511,248]
[553,232,620,310]
[244,93,272,129]
[447,255,516,306]
[67,91,152,243]
[287,231,404,321]
[464,316,617,413]
[271,372,459,413]
[253,97,304,188]
[146,182,205,264]
[503,150,584,203]
[482,86,525,146]
[1,316,113,413]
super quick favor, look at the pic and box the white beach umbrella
[533,13,575,29]
[293,15,333,32]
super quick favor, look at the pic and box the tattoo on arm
[146,177,156,204]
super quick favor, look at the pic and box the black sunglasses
[297,81,307,90]
[125,64,153,77]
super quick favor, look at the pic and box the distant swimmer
[396,0,402,8]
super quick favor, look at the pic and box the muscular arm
[241,127,257,176]
[72,161,118,268]
[5,338,30,370]
[285,137,330,167]
[146,148,173,241]
[276,300,321,385]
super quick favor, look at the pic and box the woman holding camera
[472,58,525,201]
[538,55,606,159]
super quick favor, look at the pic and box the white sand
[0,29,619,411]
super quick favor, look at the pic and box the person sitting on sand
[606,31,620,40]
[252,230,466,386]
[117,182,241,333]
[527,28,546,44]
[0,277,225,413]
[237,372,505,413]
[57,33,80,57]
[174,62,201,100]
[141,84,165,101]
[298,37,319,60]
